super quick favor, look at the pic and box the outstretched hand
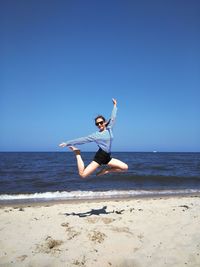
[112,98,117,106]
[59,142,67,147]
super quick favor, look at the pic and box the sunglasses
[95,120,104,126]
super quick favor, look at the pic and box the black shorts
[93,148,112,165]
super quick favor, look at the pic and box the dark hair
[95,115,110,127]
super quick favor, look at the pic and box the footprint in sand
[86,217,115,224]
[72,255,86,266]
[137,233,144,240]
[88,230,106,244]
[16,255,28,262]
[110,226,133,235]
[61,222,81,240]
[35,236,63,254]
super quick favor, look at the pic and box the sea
[0,152,200,204]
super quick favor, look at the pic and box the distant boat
[153,150,157,153]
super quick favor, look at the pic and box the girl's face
[95,118,106,132]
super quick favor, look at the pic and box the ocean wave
[0,189,200,204]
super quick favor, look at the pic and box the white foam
[0,189,200,203]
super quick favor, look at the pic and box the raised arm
[112,98,117,107]
[107,98,117,129]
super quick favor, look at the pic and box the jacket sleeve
[65,132,98,146]
[107,106,117,129]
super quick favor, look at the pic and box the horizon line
[0,151,200,153]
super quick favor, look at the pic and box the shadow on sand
[64,206,124,217]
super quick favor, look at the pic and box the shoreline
[1,192,200,208]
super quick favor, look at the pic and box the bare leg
[96,158,128,176]
[68,146,84,174]
[69,146,100,178]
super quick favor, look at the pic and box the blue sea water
[0,152,200,203]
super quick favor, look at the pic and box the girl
[59,98,128,178]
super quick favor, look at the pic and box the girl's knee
[79,172,87,178]
[79,170,90,179]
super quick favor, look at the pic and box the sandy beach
[0,195,200,267]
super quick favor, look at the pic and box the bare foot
[68,146,81,155]
[96,168,109,176]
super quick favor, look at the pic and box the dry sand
[0,195,200,267]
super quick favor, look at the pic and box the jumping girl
[59,98,128,178]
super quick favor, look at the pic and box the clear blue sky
[1,0,199,152]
